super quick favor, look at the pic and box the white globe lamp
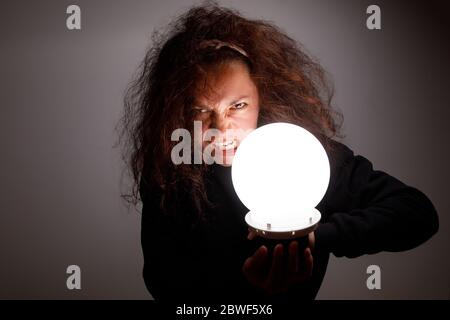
[231,122,330,240]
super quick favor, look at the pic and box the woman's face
[193,60,260,166]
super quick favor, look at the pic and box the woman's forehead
[194,61,256,105]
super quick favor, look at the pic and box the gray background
[1,0,449,299]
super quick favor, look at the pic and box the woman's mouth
[214,140,237,151]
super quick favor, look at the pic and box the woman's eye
[233,102,248,110]
[194,108,210,114]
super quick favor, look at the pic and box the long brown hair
[117,2,343,224]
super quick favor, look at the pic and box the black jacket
[140,139,439,301]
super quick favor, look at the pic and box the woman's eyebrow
[193,105,212,110]
[228,95,250,105]
[193,95,250,109]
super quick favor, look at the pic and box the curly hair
[117,1,343,224]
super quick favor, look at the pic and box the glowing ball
[231,122,330,239]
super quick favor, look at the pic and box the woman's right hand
[241,228,314,295]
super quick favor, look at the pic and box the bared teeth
[214,140,236,150]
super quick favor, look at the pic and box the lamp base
[245,208,321,240]
[245,209,321,261]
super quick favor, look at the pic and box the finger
[242,246,268,284]
[287,241,299,278]
[295,247,314,282]
[247,229,257,240]
[242,256,257,284]
[304,247,314,278]
[266,244,286,293]
[308,232,315,252]
[252,245,269,266]
[243,246,268,273]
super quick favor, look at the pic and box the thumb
[247,228,257,240]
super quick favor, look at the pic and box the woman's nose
[211,114,235,142]
[212,113,231,132]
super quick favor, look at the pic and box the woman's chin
[218,160,233,167]
[217,149,236,166]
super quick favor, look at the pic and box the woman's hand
[242,229,315,295]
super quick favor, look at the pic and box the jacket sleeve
[140,183,206,301]
[314,140,439,258]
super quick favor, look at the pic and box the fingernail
[275,244,283,255]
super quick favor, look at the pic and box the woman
[119,3,439,301]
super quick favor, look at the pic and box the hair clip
[197,39,249,58]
